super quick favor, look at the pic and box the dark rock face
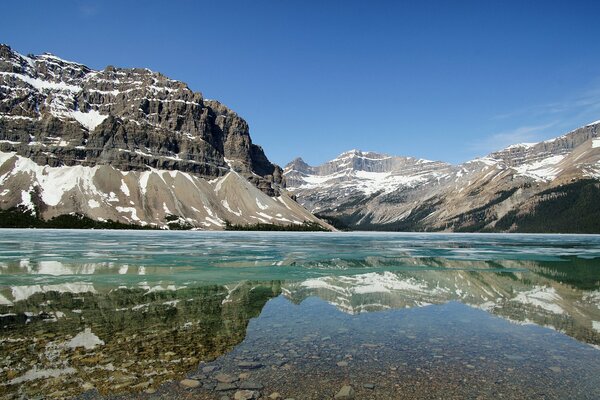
[0,44,282,195]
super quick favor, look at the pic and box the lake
[1,230,599,399]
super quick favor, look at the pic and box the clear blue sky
[2,1,600,166]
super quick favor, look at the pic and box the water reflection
[1,231,599,398]
[285,270,600,347]
[0,270,599,398]
[0,282,281,398]
[180,296,600,400]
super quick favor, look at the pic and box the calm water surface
[0,230,599,399]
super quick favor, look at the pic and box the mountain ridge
[285,121,600,232]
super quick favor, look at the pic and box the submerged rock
[216,382,238,391]
[216,373,239,383]
[334,385,355,399]
[180,378,200,388]
[233,390,260,400]
[238,361,263,370]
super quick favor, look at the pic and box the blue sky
[2,1,600,166]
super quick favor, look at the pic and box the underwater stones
[180,378,200,388]
[215,373,239,383]
[238,380,263,390]
[233,389,260,400]
[216,382,238,391]
[363,383,375,389]
[237,361,263,369]
[334,385,355,399]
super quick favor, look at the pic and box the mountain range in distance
[284,121,600,233]
[1,44,599,232]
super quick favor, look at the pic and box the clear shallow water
[0,230,599,399]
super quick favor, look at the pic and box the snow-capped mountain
[0,44,327,229]
[285,122,600,232]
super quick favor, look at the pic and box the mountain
[284,123,600,232]
[0,44,327,229]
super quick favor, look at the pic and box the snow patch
[120,179,130,196]
[256,198,269,210]
[67,328,105,350]
[513,155,565,181]
[68,110,107,131]
[8,366,76,385]
[116,206,141,222]
[10,282,96,302]
[222,199,242,216]
[512,286,565,314]
[0,71,81,92]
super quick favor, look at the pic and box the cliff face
[285,123,600,232]
[0,44,328,229]
[0,44,281,193]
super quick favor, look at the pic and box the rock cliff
[0,44,327,229]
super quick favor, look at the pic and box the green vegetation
[224,220,329,231]
[0,207,158,230]
[493,180,600,233]
[164,214,194,230]
[534,258,600,290]
[314,213,350,231]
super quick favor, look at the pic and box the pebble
[337,361,349,367]
[238,372,250,380]
[216,382,238,391]
[203,365,220,373]
[268,393,282,399]
[180,379,201,388]
[238,361,263,370]
[233,389,260,400]
[334,385,355,399]
[238,381,264,390]
[216,373,239,383]
[363,383,375,389]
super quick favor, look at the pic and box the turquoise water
[1,230,600,286]
[1,230,599,398]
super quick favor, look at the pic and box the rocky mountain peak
[0,44,282,195]
[0,45,330,230]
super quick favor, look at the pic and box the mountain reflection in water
[0,282,281,397]
[0,231,599,398]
